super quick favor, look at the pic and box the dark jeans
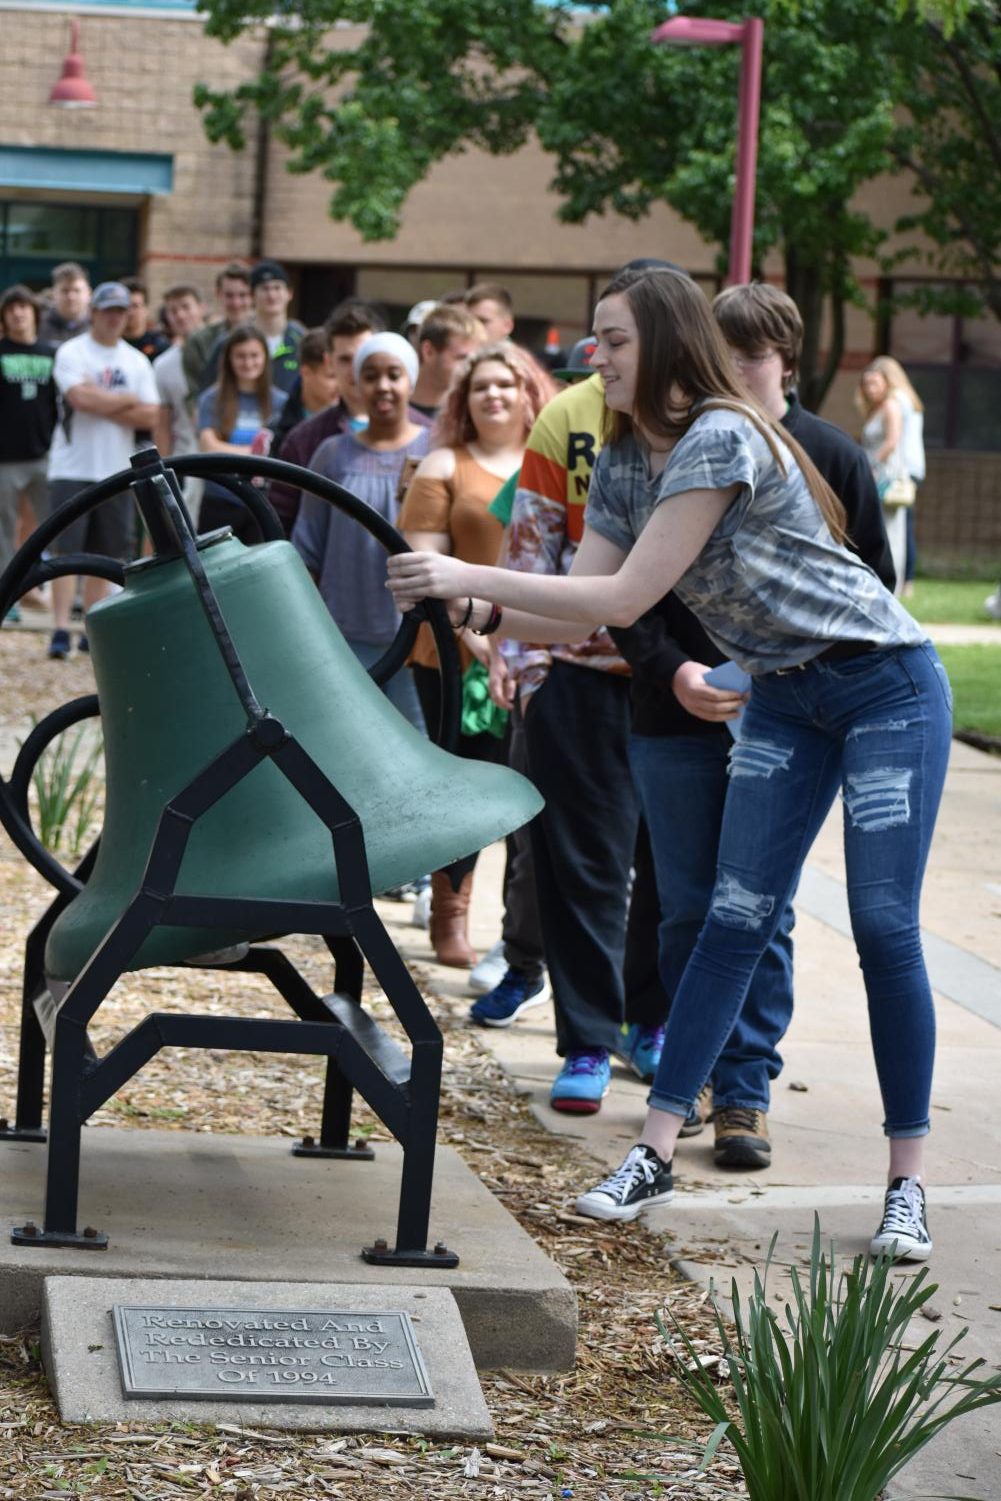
[904,503,917,583]
[623,818,672,1030]
[523,660,637,1056]
[501,703,545,980]
[647,645,952,1138]
[629,731,794,1110]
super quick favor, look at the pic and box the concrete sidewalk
[6,607,999,1486]
[382,735,1001,1499]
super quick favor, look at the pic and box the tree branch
[893,147,1001,315]
[931,24,1001,178]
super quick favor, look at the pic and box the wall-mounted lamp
[49,19,98,108]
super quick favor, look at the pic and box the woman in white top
[856,361,918,596]
[868,356,925,595]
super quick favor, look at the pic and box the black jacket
[609,394,896,737]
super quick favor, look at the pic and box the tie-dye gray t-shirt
[584,405,926,676]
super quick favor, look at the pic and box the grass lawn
[934,644,1001,740]
[905,577,1001,627]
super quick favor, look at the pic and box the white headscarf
[352,332,419,388]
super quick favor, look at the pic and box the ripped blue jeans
[647,643,952,1138]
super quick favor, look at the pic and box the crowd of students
[0,256,948,1263]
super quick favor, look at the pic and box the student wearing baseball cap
[551,335,597,383]
[45,281,162,658]
[403,299,439,348]
[248,260,304,390]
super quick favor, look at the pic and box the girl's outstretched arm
[386,485,736,635]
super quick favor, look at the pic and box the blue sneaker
[550,1050,611,1115]
[48,628,71,660]
[616,1023,666,1083]
[77,633,89,654]
[469,968,550,1028]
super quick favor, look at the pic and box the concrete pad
[42,1275,492,1437]
[1,1128,575,1372]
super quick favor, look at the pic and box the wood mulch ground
[0,630,746,1500]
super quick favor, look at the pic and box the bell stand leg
[3,847,99,1144]
[226,940,375,1163]
[206,732,459,1264]
[295,934,373,1160]
[11,893,165,1250]
[353,913,458,1269]
[291,936,370,1158]
[11,1012,106,1250]
[1,918,51,1143]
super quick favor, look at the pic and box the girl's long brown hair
[599,269,848,544]
[216,323,273,441]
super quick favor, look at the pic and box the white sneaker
[870,1176,932,1261]
[411,886,431,929]
[468,939,506,995]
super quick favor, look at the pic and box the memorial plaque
[113,1305,434,1406]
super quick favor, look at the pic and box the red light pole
[651,15,764,286]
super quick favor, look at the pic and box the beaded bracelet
[453,596,475,631]
[472,602,504,637]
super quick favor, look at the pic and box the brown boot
[429,870,477,968]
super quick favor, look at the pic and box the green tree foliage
[538,0,905,407]
[888,3,1001,320]
[194,0,1000,408]
[194,0,570,242]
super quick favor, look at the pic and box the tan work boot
[713,1106,771,1169]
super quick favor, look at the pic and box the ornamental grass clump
[23,720,104,856]
[661,1218,1001,1501]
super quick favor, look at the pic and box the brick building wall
[0,6,266,295]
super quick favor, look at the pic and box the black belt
[775,641,877,675]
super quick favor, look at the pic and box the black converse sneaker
[870,1176,933,1261]
[575,1144,674,1222]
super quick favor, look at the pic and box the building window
[0,200,138,293]
[884,280,1001,452]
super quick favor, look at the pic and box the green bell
[45,534,542,980]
